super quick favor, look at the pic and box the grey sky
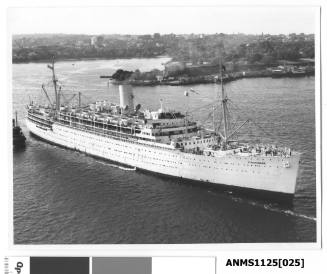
[8,6,317,35]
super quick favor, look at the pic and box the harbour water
[13,58,316,244]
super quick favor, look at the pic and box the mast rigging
[47,57,60,110]
[219,58,229,143]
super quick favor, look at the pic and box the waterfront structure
[26,59,300,195]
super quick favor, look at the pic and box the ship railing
[27,113,52,125]
[57,114,142,132]
[202,143,293,158]
[27,116,52,128]
[245,144,292,157]
[58,111,198,133]
[59,110,142,124]
[150,122,197,130]
[182,148,204,155]
[28,111,51,120]
[56,116,139,135]
[56,115,186,148]
[233,148,292,158]
[55,119,177,151]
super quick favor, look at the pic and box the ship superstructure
[26,59,301,195]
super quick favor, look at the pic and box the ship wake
[96,160,136,171]
[263,205,316,221]
[234,197,317,221]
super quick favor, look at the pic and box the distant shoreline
[12,55,172,65]
[13,56,314,87]
[123,72,315,87]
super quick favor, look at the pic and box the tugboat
[13,111,26,147]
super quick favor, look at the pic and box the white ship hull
[26,119,300,195]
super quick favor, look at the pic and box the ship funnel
[119,84,134,112]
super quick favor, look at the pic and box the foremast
[47,57,60,111]
[220,61,229,143]
[217,60,249,145]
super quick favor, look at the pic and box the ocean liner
[26,59,301,195]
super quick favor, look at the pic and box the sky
[8,6,318,35]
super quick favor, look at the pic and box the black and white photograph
[9,5,319,244]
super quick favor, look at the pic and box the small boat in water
[13,111,26,147]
